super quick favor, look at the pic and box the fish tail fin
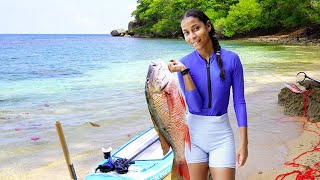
[185,126,191,152]
[172,159,190,180]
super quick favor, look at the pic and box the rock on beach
[278,80,320,122]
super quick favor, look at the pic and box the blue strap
[95,157,115,173]
[114,158,135,174]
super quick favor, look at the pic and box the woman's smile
[191,39,201,47]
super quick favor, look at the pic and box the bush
[152,19,180,37]
[222,0,262,37]
[214,18,227,38]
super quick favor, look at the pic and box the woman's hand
[168,59,187,73]
[236,145,248,168]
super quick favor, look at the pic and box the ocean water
[0,34,319,179]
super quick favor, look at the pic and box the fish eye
[146,78,150,83]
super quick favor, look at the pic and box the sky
[0,0,137,34]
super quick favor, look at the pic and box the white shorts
[185,113,236,168]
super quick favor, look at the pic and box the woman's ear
[206,21,212,32]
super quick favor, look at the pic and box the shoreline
[115,34,320,46]
[233,27,320,46]
[241,36,320,46]
[248,118,320,180]
[123,27,320,46]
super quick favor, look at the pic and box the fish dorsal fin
[150,116,170,155]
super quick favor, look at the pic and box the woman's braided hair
[181,9,225,80]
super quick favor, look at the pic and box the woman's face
[181,16,211,51]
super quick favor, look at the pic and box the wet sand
[248,120,320,180]
[2,117,318,180]
[247,72,320,179]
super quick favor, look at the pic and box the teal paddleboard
[85,127,173,180]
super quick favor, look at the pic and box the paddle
[55,121,78,180]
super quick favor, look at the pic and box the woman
[168,9,248,180]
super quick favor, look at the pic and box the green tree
[307,0,320,24]
[199,0,239,22]
[130,0,319,38]
[258,0,320,28]
[222,0,262,37]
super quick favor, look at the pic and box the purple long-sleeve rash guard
[178,48,248,127]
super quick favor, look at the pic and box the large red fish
[145,61,191,180]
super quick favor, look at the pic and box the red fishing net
[276,90,320,180]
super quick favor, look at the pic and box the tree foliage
[222,0,262,37]
[131,0,320,38]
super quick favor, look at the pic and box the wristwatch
[180,68,190,76]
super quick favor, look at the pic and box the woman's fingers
[168,60,178,72]
[168,59,186,73]
[236,154,244,168]
[236,152,248,169]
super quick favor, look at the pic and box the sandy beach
[246,72,320,180]
[2,118,319,180]
[248,120,320,180]
[1,74,319,180]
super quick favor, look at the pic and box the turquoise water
[0,35,190,130]
[0,34,319,179]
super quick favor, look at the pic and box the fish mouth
[146,61,170,93]
[145,62,155,86]
[146,72,170,92]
